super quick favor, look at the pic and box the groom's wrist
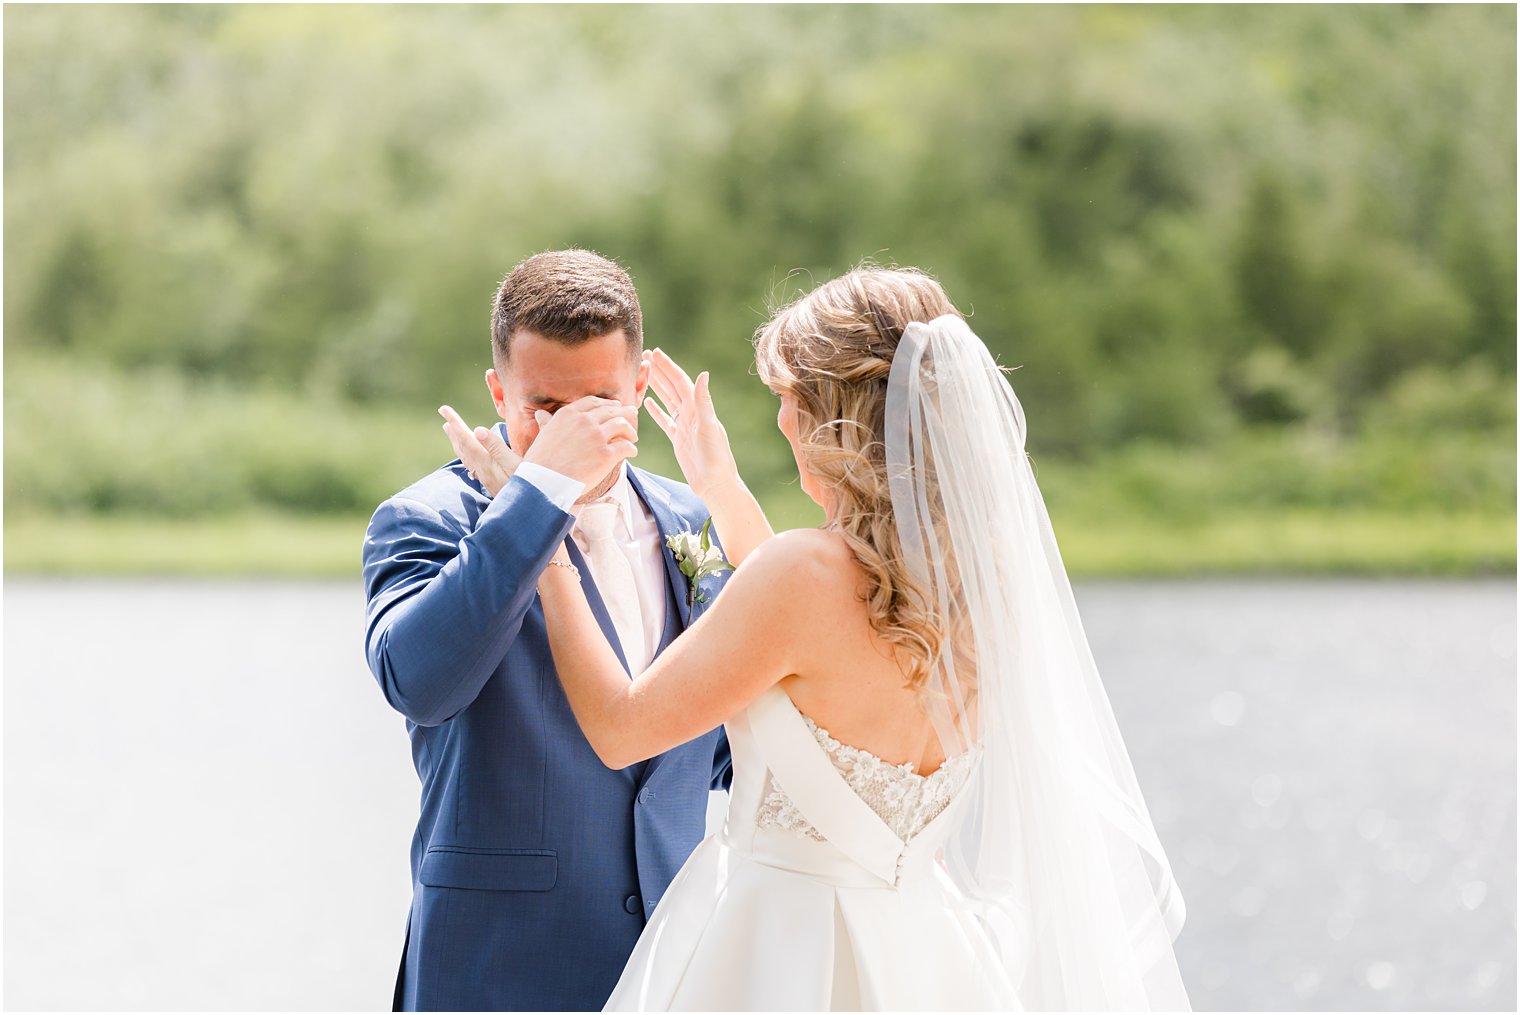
[515,462,586,513]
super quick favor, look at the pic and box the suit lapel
[626,467,693,632]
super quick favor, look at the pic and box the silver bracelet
[546,559,580,580]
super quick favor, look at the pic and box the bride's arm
[643,348,773,566]
[539,530,821,769]
[687,474,771,569]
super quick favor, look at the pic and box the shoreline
[5,508,1513,579]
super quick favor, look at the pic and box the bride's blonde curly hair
[754,267,966,694]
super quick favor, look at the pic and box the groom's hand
[524,396,639,490]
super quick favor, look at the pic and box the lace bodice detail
[756,714,977,843]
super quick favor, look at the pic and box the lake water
[4,577,1514,1011]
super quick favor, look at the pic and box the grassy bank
[5,505,1512,579]
[6,357,1512,578]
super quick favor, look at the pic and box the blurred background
[3,4,1514,1011]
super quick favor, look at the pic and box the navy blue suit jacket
[363,429,732,1011]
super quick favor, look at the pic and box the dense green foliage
[4,5,1514,571]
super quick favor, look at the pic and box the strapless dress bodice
[756,713,978,843]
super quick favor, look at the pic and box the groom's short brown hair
[491,249,643,365]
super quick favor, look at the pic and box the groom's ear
[633,352,651,403]
[485,368,509,419]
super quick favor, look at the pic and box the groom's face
[486,328,650,497]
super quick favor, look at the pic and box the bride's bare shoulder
[749,527,855,569]
[737,528,859,600]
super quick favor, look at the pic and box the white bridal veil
[885,316,1191,1011]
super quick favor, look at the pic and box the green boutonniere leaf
[668,517,733,607]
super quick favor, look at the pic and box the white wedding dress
[610,314,1189,1011]
[604,685,1019,1011]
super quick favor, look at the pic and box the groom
[362,249,732,1011]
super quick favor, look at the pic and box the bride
[451,267,1189,1011]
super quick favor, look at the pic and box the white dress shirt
[516,461,668,675]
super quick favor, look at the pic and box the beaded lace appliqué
[757,715,977,843]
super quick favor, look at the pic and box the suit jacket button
[623,894,641,915]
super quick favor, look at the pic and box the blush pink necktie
[572,497,648,675]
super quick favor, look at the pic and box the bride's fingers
[452,428,487,471]
[650,349,696,404]
[444,423,483,473]
[643,396,676,438]
[474,425,521,469]
[652,347,697,391]
[441,421,464,459]
[439,406,472,455]
[646,367,678,411]
[647,358,690,410]
[438,404,470,435]
[439,405,489,472]
[644,379,687,431]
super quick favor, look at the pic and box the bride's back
[750,267,976,779]
[770,527,952,777]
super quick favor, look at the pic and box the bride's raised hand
[438,404,523,497]
[643,348,741,503]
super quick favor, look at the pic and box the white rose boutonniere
[666,517,735,608]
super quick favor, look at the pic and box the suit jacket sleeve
[363,473,574,726]
[711,731,733,792]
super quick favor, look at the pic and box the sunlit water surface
[5,577,1514,1011]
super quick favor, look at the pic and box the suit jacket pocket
[419,846,558,892]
